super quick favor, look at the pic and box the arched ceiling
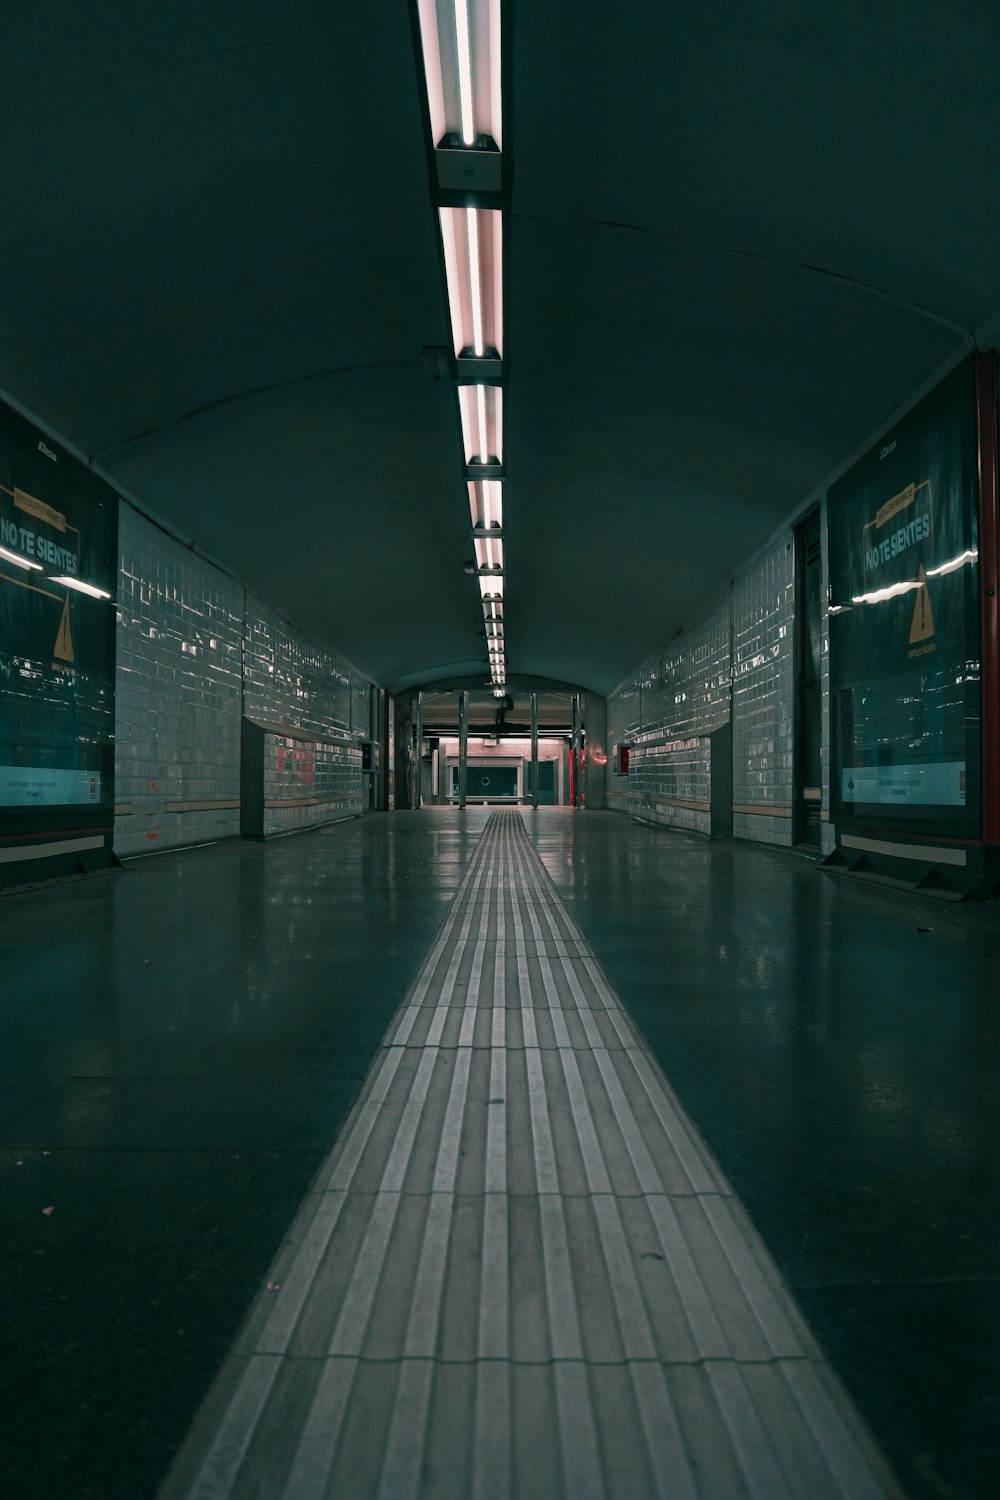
[2,3,999,695]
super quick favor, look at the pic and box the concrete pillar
[530,692,539,809]
[414,691,423,809]
[584,692,608,809]
[458,690,469,809]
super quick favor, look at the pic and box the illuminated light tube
[50,575,112,600]
[482,599,503,621]
[926,549,978,578]
[454,0,475,144]
[478,572,504,600]
[438,207,502,360]
[0,545,43,572]
[483,478,502,528]
[416,0,502,152]
[467,209,483,355]
[476,383,488,460]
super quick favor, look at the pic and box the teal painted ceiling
[1,3,998,693]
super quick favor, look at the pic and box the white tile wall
[114,503,370,855]
[608,600,730,835]
[263,734,363,838]
[609,527,807,850]
[115,506,243,857]
[732,535,796,846]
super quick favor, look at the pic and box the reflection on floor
[1,808,997,1499]
[161,810,897,1499]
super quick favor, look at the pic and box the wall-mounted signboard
[828,360,981,836]
[0,401,117,860]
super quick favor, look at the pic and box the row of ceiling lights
[415,0,508,694]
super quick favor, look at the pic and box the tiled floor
[160,811,900,1499]
[4,807,997,1499]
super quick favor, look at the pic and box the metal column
[976,352,1000,850]
[571,693,581,808]
[458,690,469,809]
[414,690,423,809]
[530,693,539,809]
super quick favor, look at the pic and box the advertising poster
[0,403,117,823]
[827,360,981,833]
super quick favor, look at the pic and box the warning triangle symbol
[54,595,74,663]
[909,564,935,644]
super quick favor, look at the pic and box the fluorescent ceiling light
[478,573,504,599]
[50,575,112,600]
[439,208,502,359]
[0,545,43,572]
[475,536,504,571]
[468,478,504,529]
[416,0,502,151]
[459,386,502,467]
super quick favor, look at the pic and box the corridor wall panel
[115,505,243,856]
[608,535,801,846]
[115,504,369,856]
[0,401,118,882]
[609,597,731,835]
[731,537,796,845]
[243,597,366,837]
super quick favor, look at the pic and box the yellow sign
[15,487,66,532]
[875,482,916,530]
[54,595,74,663]
[908,564,935,645]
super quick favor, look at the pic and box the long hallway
[2,810,998,1498]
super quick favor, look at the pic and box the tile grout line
[160,809,905,1500]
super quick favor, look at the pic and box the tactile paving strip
[160,810,904,1500]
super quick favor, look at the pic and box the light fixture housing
[474,535,504,572]
[468,478,503,531]
[416,0,503,191]
[478,570,504,600]
[458,384,503,472]
[439,206,503,371]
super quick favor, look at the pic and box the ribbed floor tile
[160,810,904,1500]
